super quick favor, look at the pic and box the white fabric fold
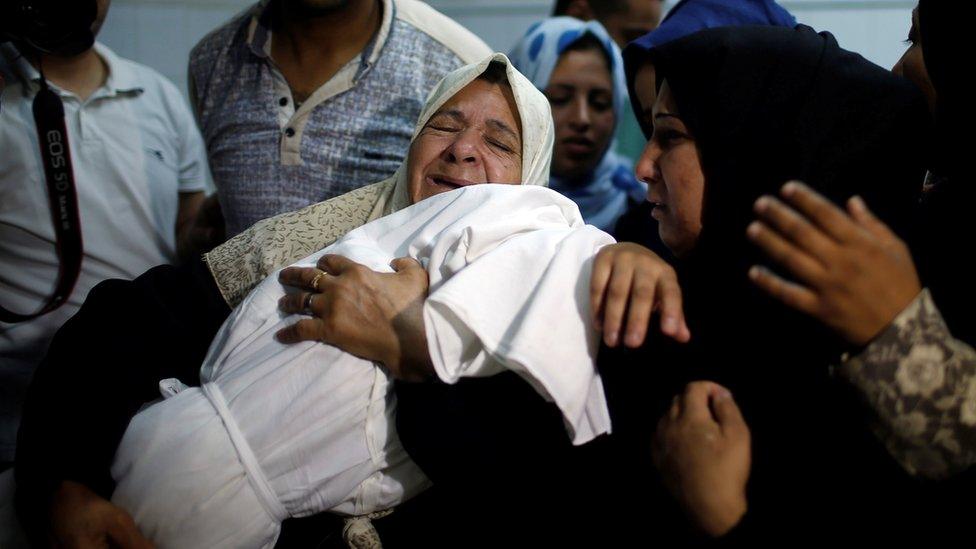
[422,189,615,445]
[112,185,613,548]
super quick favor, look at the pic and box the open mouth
[427,175,475,190]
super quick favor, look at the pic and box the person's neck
[28,47,106,102]
[273,0,382,67]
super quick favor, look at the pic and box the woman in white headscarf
[104,53,618,549]
[508,17,645,235]
[15,53,560,544]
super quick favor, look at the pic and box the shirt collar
[0,42,143,99]
[93,43,143,94]
[246,0,394,72]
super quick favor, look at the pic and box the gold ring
[310,270,326,291]
[303,292,315,312]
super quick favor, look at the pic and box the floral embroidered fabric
[840,289,976,479]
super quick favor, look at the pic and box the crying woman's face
[406,78,523,205]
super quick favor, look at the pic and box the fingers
[275,318,323,344]
[601,261,634,347]
[777,181,866,245]
[680,381,716,422]
[277,291,327,315]
[592,244,689,346]
[105,511,155,549]
[279,267,328,290]
[317,254,359,275]
[657,276,690,343]
[746,221,824,285]
[391,257,430,293]
[748,265,820,315]
[623,274,655,348]
[709,389,747,436]
[847,195,895,241]
[668,394,681,420]
[590,247,614,330]
[390,256,423,273]
[753,195,835,261]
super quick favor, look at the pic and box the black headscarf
[615,25,929,420]
[602,24,934,539]
[643,25,927,277]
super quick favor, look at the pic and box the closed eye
[488,138,514,153]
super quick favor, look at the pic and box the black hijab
[602,24,934,539]
[644,25,927,277]
[613,25,929,414]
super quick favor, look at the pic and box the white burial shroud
[110,184,614,548]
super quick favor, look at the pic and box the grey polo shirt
[189,0,492,236]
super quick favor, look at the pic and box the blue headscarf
[624,0,797,137]
[509,17,645,234]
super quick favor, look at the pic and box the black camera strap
[0,77,83,323]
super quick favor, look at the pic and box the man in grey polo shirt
[0,0,211,471]
[190,0,492,236]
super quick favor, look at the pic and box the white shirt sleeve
[171,84,211,194]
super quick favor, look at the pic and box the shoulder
[392,0,491,64]
[204,179,395,308]
[103,49,194,123]
[115,55,181,98]
[189,3,257,71]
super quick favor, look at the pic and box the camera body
[0,0,97,56]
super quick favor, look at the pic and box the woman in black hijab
[596,22,934,541]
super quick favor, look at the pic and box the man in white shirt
[0,0,211,467]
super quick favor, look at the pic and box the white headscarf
[205,53,555,308]
[382,52,555,214]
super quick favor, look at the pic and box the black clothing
[14,258,230,541]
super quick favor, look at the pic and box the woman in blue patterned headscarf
[510,16,645,235]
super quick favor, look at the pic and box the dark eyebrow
[486,119,521,146]
[429,109,465,124]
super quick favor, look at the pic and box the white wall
[97,0,915,98]
[98,0,252,96]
